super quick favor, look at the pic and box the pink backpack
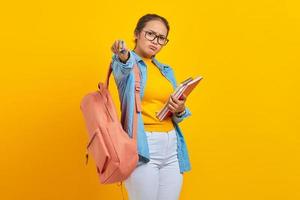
[80,62,141,184]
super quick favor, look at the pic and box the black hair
[133,14,170,47]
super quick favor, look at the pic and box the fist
[168,94,187,114]
[111,39,129,63]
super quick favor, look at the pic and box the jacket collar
[131,50,170,71]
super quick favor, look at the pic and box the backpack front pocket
[86,128,111,174]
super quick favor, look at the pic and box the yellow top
[141,57,174,132]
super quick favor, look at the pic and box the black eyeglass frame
[142,30,169,46]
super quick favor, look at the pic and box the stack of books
[156,76,203,121]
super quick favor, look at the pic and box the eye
[159,36,166,41]
[147,32,155,36]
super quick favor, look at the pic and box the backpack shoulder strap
[132,64,141,141]
[102,61,141,141]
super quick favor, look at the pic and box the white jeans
[124,129,183,200]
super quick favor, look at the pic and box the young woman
[110,13,192,200]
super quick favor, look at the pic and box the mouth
[149,45,157,51]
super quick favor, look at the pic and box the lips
[149,45,157,51]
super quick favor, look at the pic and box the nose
[151,37,159,45]
[151,40,158,45]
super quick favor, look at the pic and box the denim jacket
[111,50,192,173]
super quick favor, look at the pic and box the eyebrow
[147,29,167,37]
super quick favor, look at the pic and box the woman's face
[134,20,168,58]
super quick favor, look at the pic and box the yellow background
[1,0,299,199]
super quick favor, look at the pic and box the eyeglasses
[142,30,169,46]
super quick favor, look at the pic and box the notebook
[156,76,203,121]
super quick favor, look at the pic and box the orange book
[156,76,203,121]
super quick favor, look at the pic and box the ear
[134,30,140,40]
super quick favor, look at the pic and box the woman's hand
[111,39,129,63]
[168,94,187,114]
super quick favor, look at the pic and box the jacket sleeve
[111,51,135,81]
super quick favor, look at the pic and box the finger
[169,98,178,109]
[117,40,122,54]
[122,41,127,50]
[168,104,176,113]
[172,97,185,109]
[111,44,117,54]
[171,95,181,104]
[122,42,128,53]
[118,40,123,52]
[170,95,178,104]
[176,106,185,113]
[113,40,118,48]
[115,40,120,52]
[111,41,116,53]
[119,40,128,54]
[112,41,118,54]
[118,39,123,52]
[169,95,174,104]
[177,99,185,106]
[169,96,179,107]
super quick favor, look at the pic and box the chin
[142,50,153,58]
[148,50,157,57]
